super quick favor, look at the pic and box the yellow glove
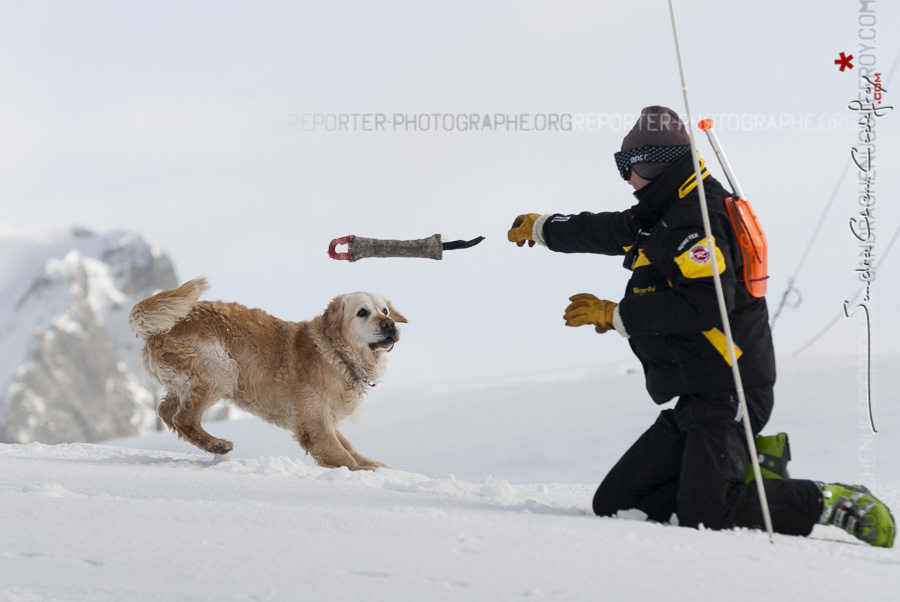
[507,213,540,247]
[564,293,618,334]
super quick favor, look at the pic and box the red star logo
[835,52,854,72]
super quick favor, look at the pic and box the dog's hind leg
[157,391,179,433]
[172,379,233,454]
[335,429,386,470]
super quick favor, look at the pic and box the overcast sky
[1,0,898,387]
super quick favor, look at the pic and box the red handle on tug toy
[328,235,354,261]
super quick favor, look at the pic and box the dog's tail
[128,277,210,339]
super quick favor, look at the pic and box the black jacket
[542,153,776,403]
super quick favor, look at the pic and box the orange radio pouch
[724,196,768,298]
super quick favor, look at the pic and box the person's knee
[592,482,621,517]
[593,409,683,518]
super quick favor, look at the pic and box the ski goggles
[613,144,692,180]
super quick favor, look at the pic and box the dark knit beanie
[620,106,691,179]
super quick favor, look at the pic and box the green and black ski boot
[745,432,791,483]
[818,483,895,548]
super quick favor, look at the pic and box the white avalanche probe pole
[667,0,775,543]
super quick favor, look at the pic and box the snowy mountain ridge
[0,227,178,443]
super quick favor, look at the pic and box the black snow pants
[592,386,824,536]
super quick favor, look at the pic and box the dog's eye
[381,308,388,316]
[357,308,370,318]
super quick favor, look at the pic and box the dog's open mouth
[369,336,398,352]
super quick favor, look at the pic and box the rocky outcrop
[0,229,178,443]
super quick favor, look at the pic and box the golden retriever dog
[128,277,405,471]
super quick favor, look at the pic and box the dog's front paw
[359,461,388,471]
[207,439,234,455]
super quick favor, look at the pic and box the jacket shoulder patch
[673,237,725,279]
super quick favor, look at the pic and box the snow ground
[1,355,899,601]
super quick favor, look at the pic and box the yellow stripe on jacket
[702,328,743,366]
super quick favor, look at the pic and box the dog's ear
[387,300,408,323]
[324,296,345,337]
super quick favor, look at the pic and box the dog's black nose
[380,317,395,331]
